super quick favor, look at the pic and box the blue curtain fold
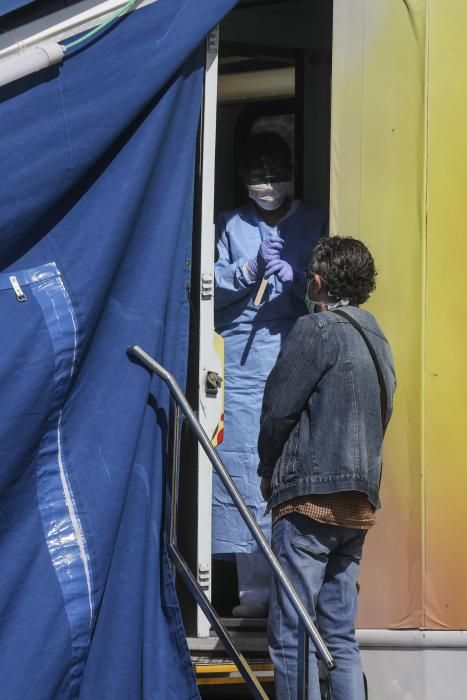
[0,1,237,698]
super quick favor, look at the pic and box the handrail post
[169,542,268,700]
[168,402,182,578]
[128,346,336,673]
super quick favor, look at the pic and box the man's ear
[313,273,323,292]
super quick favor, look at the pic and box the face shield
[246,155,292,186]
[246,155,292,211]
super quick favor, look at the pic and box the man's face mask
[305,278,321,313]
[304,293,316,314]
[248,181,291,211]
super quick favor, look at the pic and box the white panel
[359,630,467,699]
[196,27,221,638]
[362,648,467,700]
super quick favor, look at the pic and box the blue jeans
[269,514,367,700]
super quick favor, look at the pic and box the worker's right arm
[214,237,256,311]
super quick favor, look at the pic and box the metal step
[188,617,268,654]
[194,660,274,688]
[188,634,268,653]
[221,617,267,631]
[189,617,269,653]
[190,626,335,699]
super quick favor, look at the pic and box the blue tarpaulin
[0,0,236,697]
[1,0,40,15]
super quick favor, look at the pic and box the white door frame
[196,27,223,638]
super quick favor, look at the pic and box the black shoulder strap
[333,309,388,431]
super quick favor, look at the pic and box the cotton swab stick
[253,276,269,306]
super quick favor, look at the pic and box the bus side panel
[330,0,427,628]
[425,0,467,629]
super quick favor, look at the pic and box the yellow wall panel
[425,0,467,628]
[332,0,467,630]
[331,0,427,627]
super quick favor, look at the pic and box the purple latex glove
[264,258,294,283]
[247,237,283,278]
[265,259,308,298]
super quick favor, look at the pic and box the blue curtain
[0,1,236,698]
[1,0,40,15]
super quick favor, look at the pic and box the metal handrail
[128,345,335,698]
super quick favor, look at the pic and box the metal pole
[168,403,181,579]
[128,345,335,672]
[169,542,269,700]
[170,403,181,549]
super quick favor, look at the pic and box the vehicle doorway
[180,0,333,651]
[212,0,333,622]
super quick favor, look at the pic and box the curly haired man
[258,236,396,699]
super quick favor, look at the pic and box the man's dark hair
[237,131,292,179]
[308,236,377,306]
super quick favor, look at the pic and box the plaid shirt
[272,491,375,529]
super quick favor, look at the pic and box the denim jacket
[257,307,396,509]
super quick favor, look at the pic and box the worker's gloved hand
[247,237,283,279]
[264,258,294,283]
[265,259,308,299]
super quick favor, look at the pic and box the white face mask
[305,297,350,313]
[248,182,291,211]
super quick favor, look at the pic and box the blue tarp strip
[31,263,93,694]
